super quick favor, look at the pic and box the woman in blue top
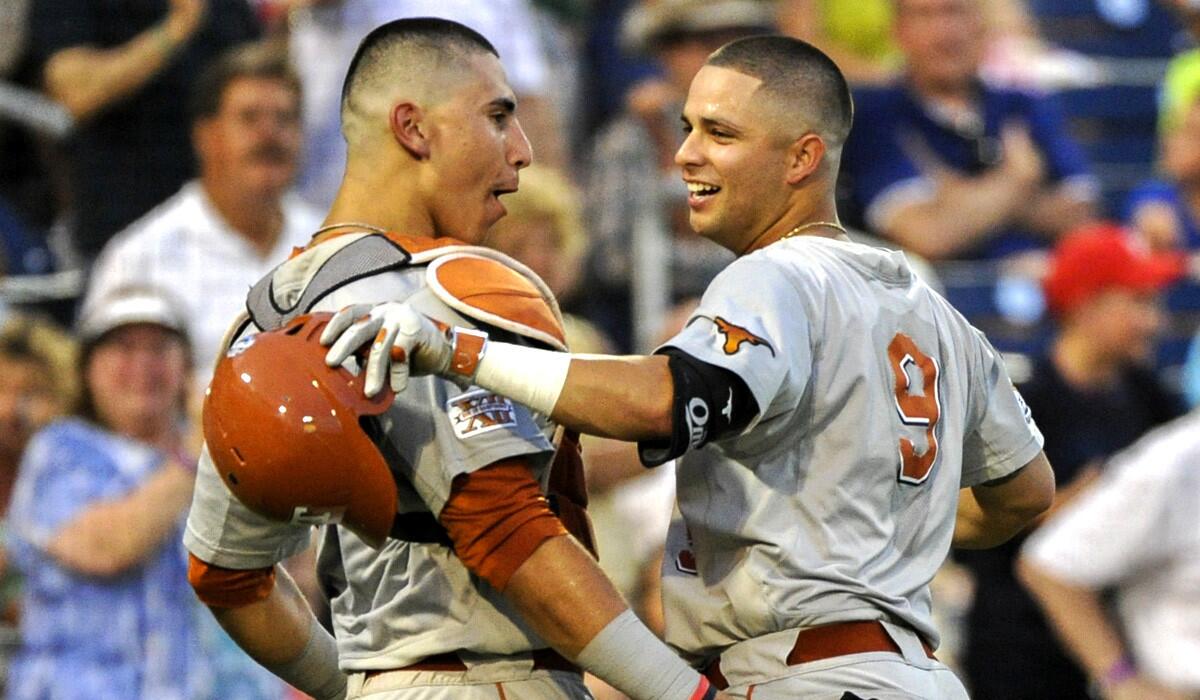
[5,287,284,700]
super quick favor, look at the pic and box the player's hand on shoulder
[320,302,454,397]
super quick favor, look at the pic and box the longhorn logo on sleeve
[713,317,775,356]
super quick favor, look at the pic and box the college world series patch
[447,389,519,440]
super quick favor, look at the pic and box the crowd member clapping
[5,287,280,699]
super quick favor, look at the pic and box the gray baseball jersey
[657,235,1043,665]
[184,236,564,670]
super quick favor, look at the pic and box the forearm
[1018,187,1096,238]
[47,460,194,576]
[1016,560,1126,680]
[507,535,713,700]
[209,565,346,700]
[474,344,673,441]
[43,19,189,121]
[505,534,628,656]
[890,173,1036,259]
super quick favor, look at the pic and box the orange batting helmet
[203,312,398,548]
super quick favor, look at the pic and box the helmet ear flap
[203,312,399,548]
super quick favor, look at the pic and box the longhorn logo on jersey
[713,316,775,357]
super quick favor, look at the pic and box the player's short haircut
[340,17,499,119]
[706,35,854,147]
[189,42,301,124]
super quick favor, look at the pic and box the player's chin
[688,211,717,237]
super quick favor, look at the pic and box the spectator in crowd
[5,287,281,699]
[0,314,76,625]
[957,224,1188,700]
[27,0,261,262]
[776,0,900,84]
[840,0,1099,260]
[1126,89,1200,251]
[288,0,564,209]
[1161,0,1200,134]
[84,41,320,397]
[584,0,772,349]
[1018,409,1200,700]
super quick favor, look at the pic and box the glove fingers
[364,322,401,398]
[325,316,382,368]
[320,304,371,346]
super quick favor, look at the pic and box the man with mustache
[83,41,321,399]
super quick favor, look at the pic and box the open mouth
[686,181,721,203]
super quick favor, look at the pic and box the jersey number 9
[887,333,941,485]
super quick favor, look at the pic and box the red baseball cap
[1043,223,1186,316]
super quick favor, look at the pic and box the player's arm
[322,303,676,439]
[953,450,1055,549]
[320,305,760,451]
[440,459,721,700]
[551,354,674,440]
[189,556,347,700]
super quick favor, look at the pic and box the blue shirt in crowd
[5,419,283,700]
[841,80,1096,259]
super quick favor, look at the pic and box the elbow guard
[439,459,568,592]
[638,348,759,466]
[188,553,276,608]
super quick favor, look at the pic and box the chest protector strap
[245,234,412,330]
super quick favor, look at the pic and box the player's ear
[390,102,430,160]
[784,132,825,186]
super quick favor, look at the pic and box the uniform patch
[713,316,775,357]
[447,389,518,440]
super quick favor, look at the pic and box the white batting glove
[320,302,488,397]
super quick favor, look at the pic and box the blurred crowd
[1,0,1199,698]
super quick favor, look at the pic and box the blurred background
[2,0,1199,698]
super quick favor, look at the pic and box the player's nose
[675,129,703,168]
[509,119,533,170]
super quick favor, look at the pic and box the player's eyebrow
[688,114,743,136]
[488,97,517,114]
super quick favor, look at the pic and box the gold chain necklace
[780,220,847,240]
[311,221,388,237]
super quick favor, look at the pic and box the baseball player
[323,36,1057,699]
[184,18,724,700]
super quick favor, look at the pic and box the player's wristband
[265,615,346,700]
[576,609,710,700]
[466,339,572,416]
